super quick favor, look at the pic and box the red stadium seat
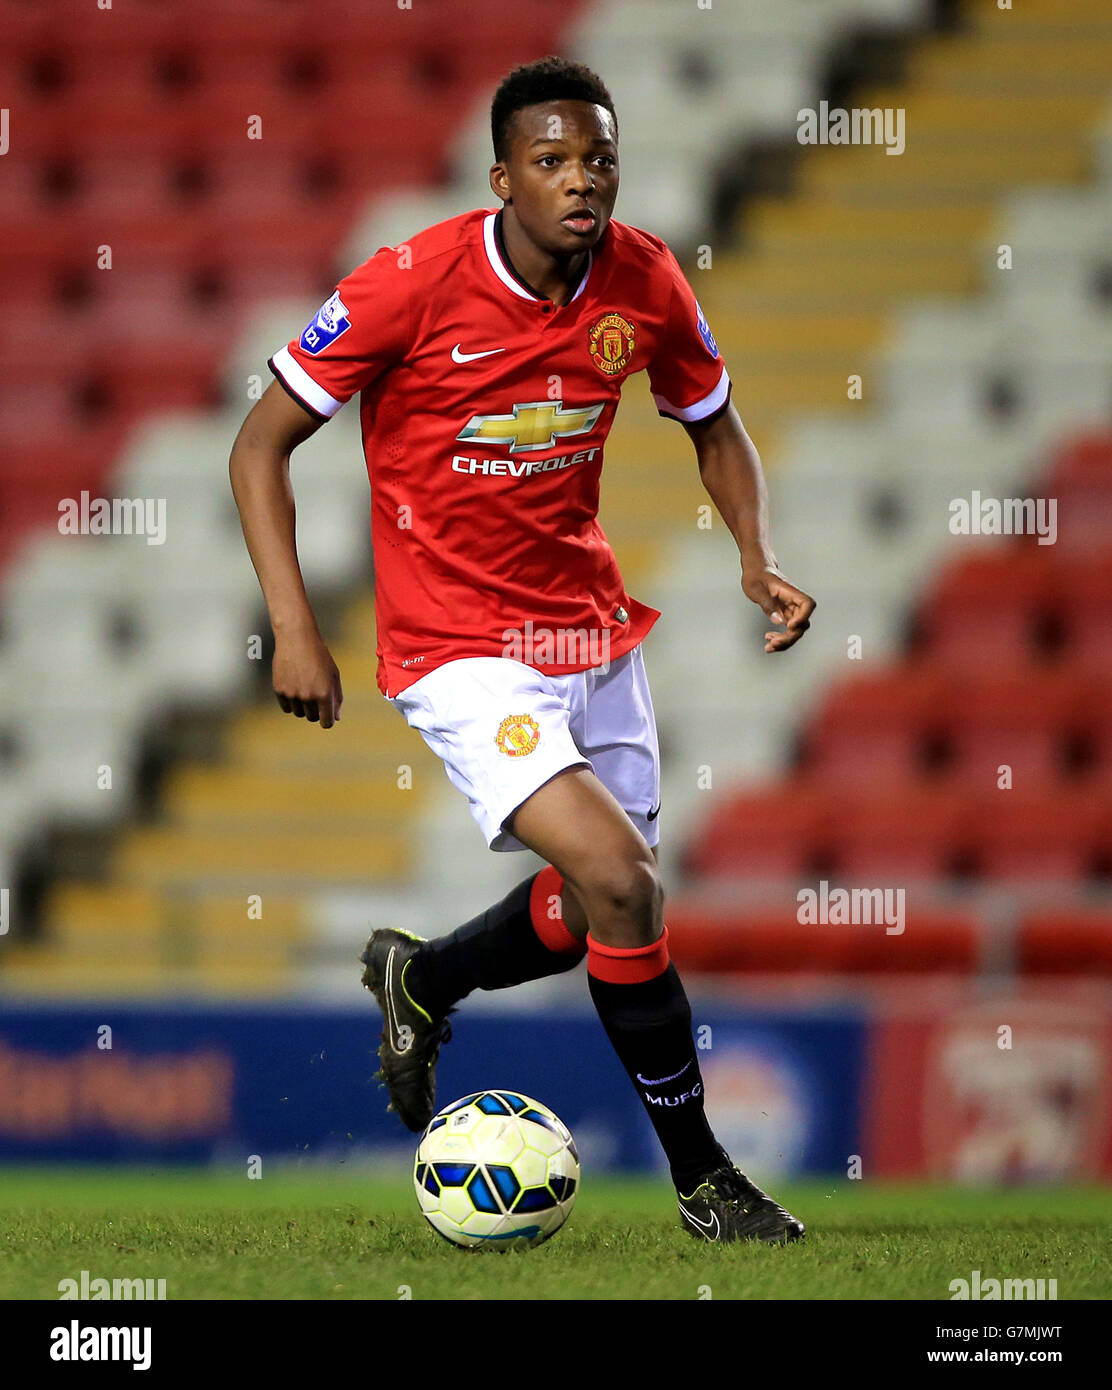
[666,908,864,974]
[799,665,949,788]
[970,791,1109,880]
[685,784,836,879]
[827,789,970,878]
[939,670,1092,790]
[913,547,1054,672]
[1044,433,1112,556]
[1073,681,1112,783]
[165,153,366,225]
[665,904,982,975]
[1015,910,1112,976]
[842,908,981,973]
[0,425,132,545]
[1061,556,1112,681]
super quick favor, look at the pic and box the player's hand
[272,628,343,728]
[742,565,816,653]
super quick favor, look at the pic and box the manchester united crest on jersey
[494,714,540,757]
[588,313,635,376]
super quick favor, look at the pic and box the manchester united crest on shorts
[588,313,635,376]
[495,714,540,757]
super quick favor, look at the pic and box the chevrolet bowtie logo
[457,400,606,453]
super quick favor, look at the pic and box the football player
[230,56,815,1243]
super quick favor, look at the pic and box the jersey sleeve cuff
[652,365,731,423]
[268,346,344,420]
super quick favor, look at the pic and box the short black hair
[491,55,617,163]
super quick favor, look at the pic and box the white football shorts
[387,644,661,851]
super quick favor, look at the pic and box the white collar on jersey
[482,210,593,305]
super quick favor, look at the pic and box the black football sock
[404,866,584,1020]
[587,929,724,1193]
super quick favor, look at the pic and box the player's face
[496,100,618,254]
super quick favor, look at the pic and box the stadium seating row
[802,670,1112,789]
[689,783,1112,881]
[664,905,1112,976]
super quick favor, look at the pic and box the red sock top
[529,866,586,956]
[586,927,670,984]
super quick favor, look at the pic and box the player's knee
[558,881,589,940]
[576,853,662,948]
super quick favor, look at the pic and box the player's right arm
[232,247,410,726]
[229,382,343,729]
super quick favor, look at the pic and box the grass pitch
[0,1167,1109,1301]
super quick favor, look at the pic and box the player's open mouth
[561,210,597,234]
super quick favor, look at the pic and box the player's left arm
[683,403,816,653]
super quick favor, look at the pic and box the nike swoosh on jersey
[636,1059,693,1086]
[678,1204,721,1239]
[451,344,506,363]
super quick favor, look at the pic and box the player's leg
[512,654,803,1243]
[556,847,649,941]
[371,650,655,1054]
[506,765,727,1188]
[402,736,658,1017]
[398,860,585,1022]
[402,775,651,1016]
[511,768,803,1243]
[509,653,727,1193]
[361,658,597,1130]
[364,651,803,1239]
[403,846,599,1022]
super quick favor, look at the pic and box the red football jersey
[269,208,731,697]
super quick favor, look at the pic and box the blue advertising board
[0,1003,865,1174]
